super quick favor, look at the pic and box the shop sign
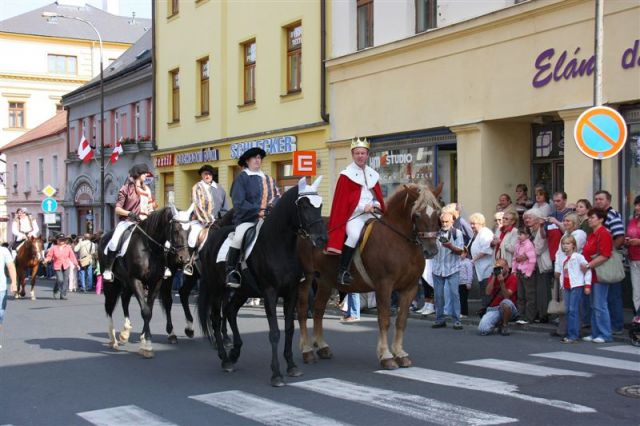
[175,148,219,165]
[532,39,640,88]
[74,183,94,204]
[292,151,316,176]
[230,135,297,159]
[155,154,174,168]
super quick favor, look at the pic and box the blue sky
[0,0,152,21]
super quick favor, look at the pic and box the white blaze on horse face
[425,205,435,217]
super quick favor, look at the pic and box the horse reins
[133,220,186,255]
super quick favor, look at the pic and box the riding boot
[102,249,117,282]
[337,245,356,286]
[225,247,242,289]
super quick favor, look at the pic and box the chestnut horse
[14,237,44,300]
[297,183,441,369]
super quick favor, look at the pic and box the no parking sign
[573,106,627,160]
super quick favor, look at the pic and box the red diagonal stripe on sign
[585,118,616,147]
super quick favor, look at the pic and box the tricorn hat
[129,163,153,178]
[198,164,216,176]
[237,147,267,168]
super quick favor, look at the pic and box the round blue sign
[41,197,58,213]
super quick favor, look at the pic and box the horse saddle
[115,226,135,257]
[358,219,377,253]
[216,220,264,264]
[196,224,213,251]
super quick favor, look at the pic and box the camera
[493,266,503,276]
[438,235,449,244]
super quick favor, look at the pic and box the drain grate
[616,385,640,399]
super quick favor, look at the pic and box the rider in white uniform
[11,208,40,257]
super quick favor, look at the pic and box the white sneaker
[516,319,529,325]
[592,337,606,343]
[582,336,594,342]
[421,304,435,316]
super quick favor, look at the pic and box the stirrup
[164,267,172,278]
[183,263,194,276]
[338,270,352,286]
[226,270,241,289]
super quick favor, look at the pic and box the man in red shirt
[478,259,518,336]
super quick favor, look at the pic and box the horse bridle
[133,217,188,255]
[296,191,324,240]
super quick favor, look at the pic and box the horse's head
[391,184,441,259]
[167,205,191,265]
[295,176,328,249]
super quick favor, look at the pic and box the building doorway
[531,122,564,195]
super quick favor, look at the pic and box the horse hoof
[221,362,234,372]
[287,367,303,377]
[185,328,195,338]
[271,376,285,387]
[394,356,412,368]
[316,346,333,360]
[14,294,21,300]
[109,342,119,350]
[30,291,36,300]
[117,335,129,344]
[380,358,399,370]
[139,348,155,359]
[168,335,178,344]
[302,351,317,364]
[223,337,233,350]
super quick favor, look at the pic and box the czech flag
[77,134,93,164]
[110,138,123,164]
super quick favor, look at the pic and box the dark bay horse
[198,177,327,386]
[98,207,190,358]
[297,183,441,369]
[14,237,44,300]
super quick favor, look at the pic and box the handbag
[80,255,92,268]
[594,249,625,284]
[547,277,565,315]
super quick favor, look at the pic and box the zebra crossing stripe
[77,405,177,426]
[459,358,592,377]
[598,345,640,356]
[290,377,517,425]
[190,390,351,426]
[532,352,640,372]
[376,367,596,413]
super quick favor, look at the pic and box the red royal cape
[326,174,385,253]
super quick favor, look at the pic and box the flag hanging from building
[110,138,123,164]
[77,134,93,163]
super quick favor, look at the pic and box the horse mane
[138,207,173,240]
[264,184,299,229]
[387,183,440,215]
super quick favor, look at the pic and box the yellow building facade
[327,0,640,221]
[153,0,330,213]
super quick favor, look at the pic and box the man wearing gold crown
[327,137,385,286]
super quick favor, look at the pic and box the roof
[2,111,67,152]
[0,2,150,44]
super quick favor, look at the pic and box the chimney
[102,0,119,15]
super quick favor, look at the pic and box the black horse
[198,176,327,386]
[99,206,190,358]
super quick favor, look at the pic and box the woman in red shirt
[580,208,613,343]
[44,234,79,300]
[625,195,640,322]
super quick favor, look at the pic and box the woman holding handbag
[580,208,614,343]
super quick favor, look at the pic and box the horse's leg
[118,288,133,344]
[375,285,398,370]
[133,278,155,359]
[297,274,316,364]
[179,273,196,338]
[225,292,245,365]
[211,292,233,371]
[16,267,25,298]
[391,284,418,368]
[263,287,285,387]
[312,282,333,360]
[284,287,302,377]
[160,278,177,344]
[29,265,38,300]
[104,279,120,350]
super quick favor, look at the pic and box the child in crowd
[555,235,591,343]
[458,256,473,317]
[512,228,537,325]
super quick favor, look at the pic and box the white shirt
[471,227,495,281]
[0,247,13,292]
[554,252,592,288]
[341,162,380,218]
[12,216,39,240]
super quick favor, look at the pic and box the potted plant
[137,135,153,151]
[121,137,139,153]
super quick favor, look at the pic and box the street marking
[377,367,595,413]
[77,405,177,426]
[459,358,592,377]
[598,345,640,356]
[290,378,517,425]
[190,390,350,426]
[532,352,640,372]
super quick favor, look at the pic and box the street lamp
[42,11,106,232]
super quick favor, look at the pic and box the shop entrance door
[531,122,564,194]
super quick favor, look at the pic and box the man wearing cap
[225,147,280,288]
[184,164,230,276]
[102,163,157,282]
[326,137,385,286]
[11,208,39,253]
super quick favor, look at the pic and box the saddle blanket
[216,220,265,263]
[103,222,136,258]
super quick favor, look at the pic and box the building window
[531,122,565,195]
[243,41,256,104]
[276,161,297,193]
[48,54,77,75]
[114,111,120,141]
[25,161,31,192]
[285,24,302,93]
[12,163,17,193]
[52,155,58,188]
[416,0,437,33]
[199,57,210,115]
[8,102,25,128]
[357,0,374,50]
[38,158,44,190]
[169,0,179,16]
[56,103,64,112]
[135,103,141,139]
[170,69,180,122]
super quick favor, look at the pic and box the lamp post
[42,12,106,231]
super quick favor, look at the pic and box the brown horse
[14,236,44,300]
[297,183,441,369]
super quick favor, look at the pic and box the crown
[350,137,370,150]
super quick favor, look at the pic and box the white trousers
[228,222,257,250]
[188,221,205,249]
[105,220,136,254]
[345,213,374,248]
[631,260,640,313]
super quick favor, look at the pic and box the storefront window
[622,114,640,221]
[531,122,564,195]
[276,161,297,193]
[369,145,435,199]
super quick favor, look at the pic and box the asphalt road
[1,279,639,426]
